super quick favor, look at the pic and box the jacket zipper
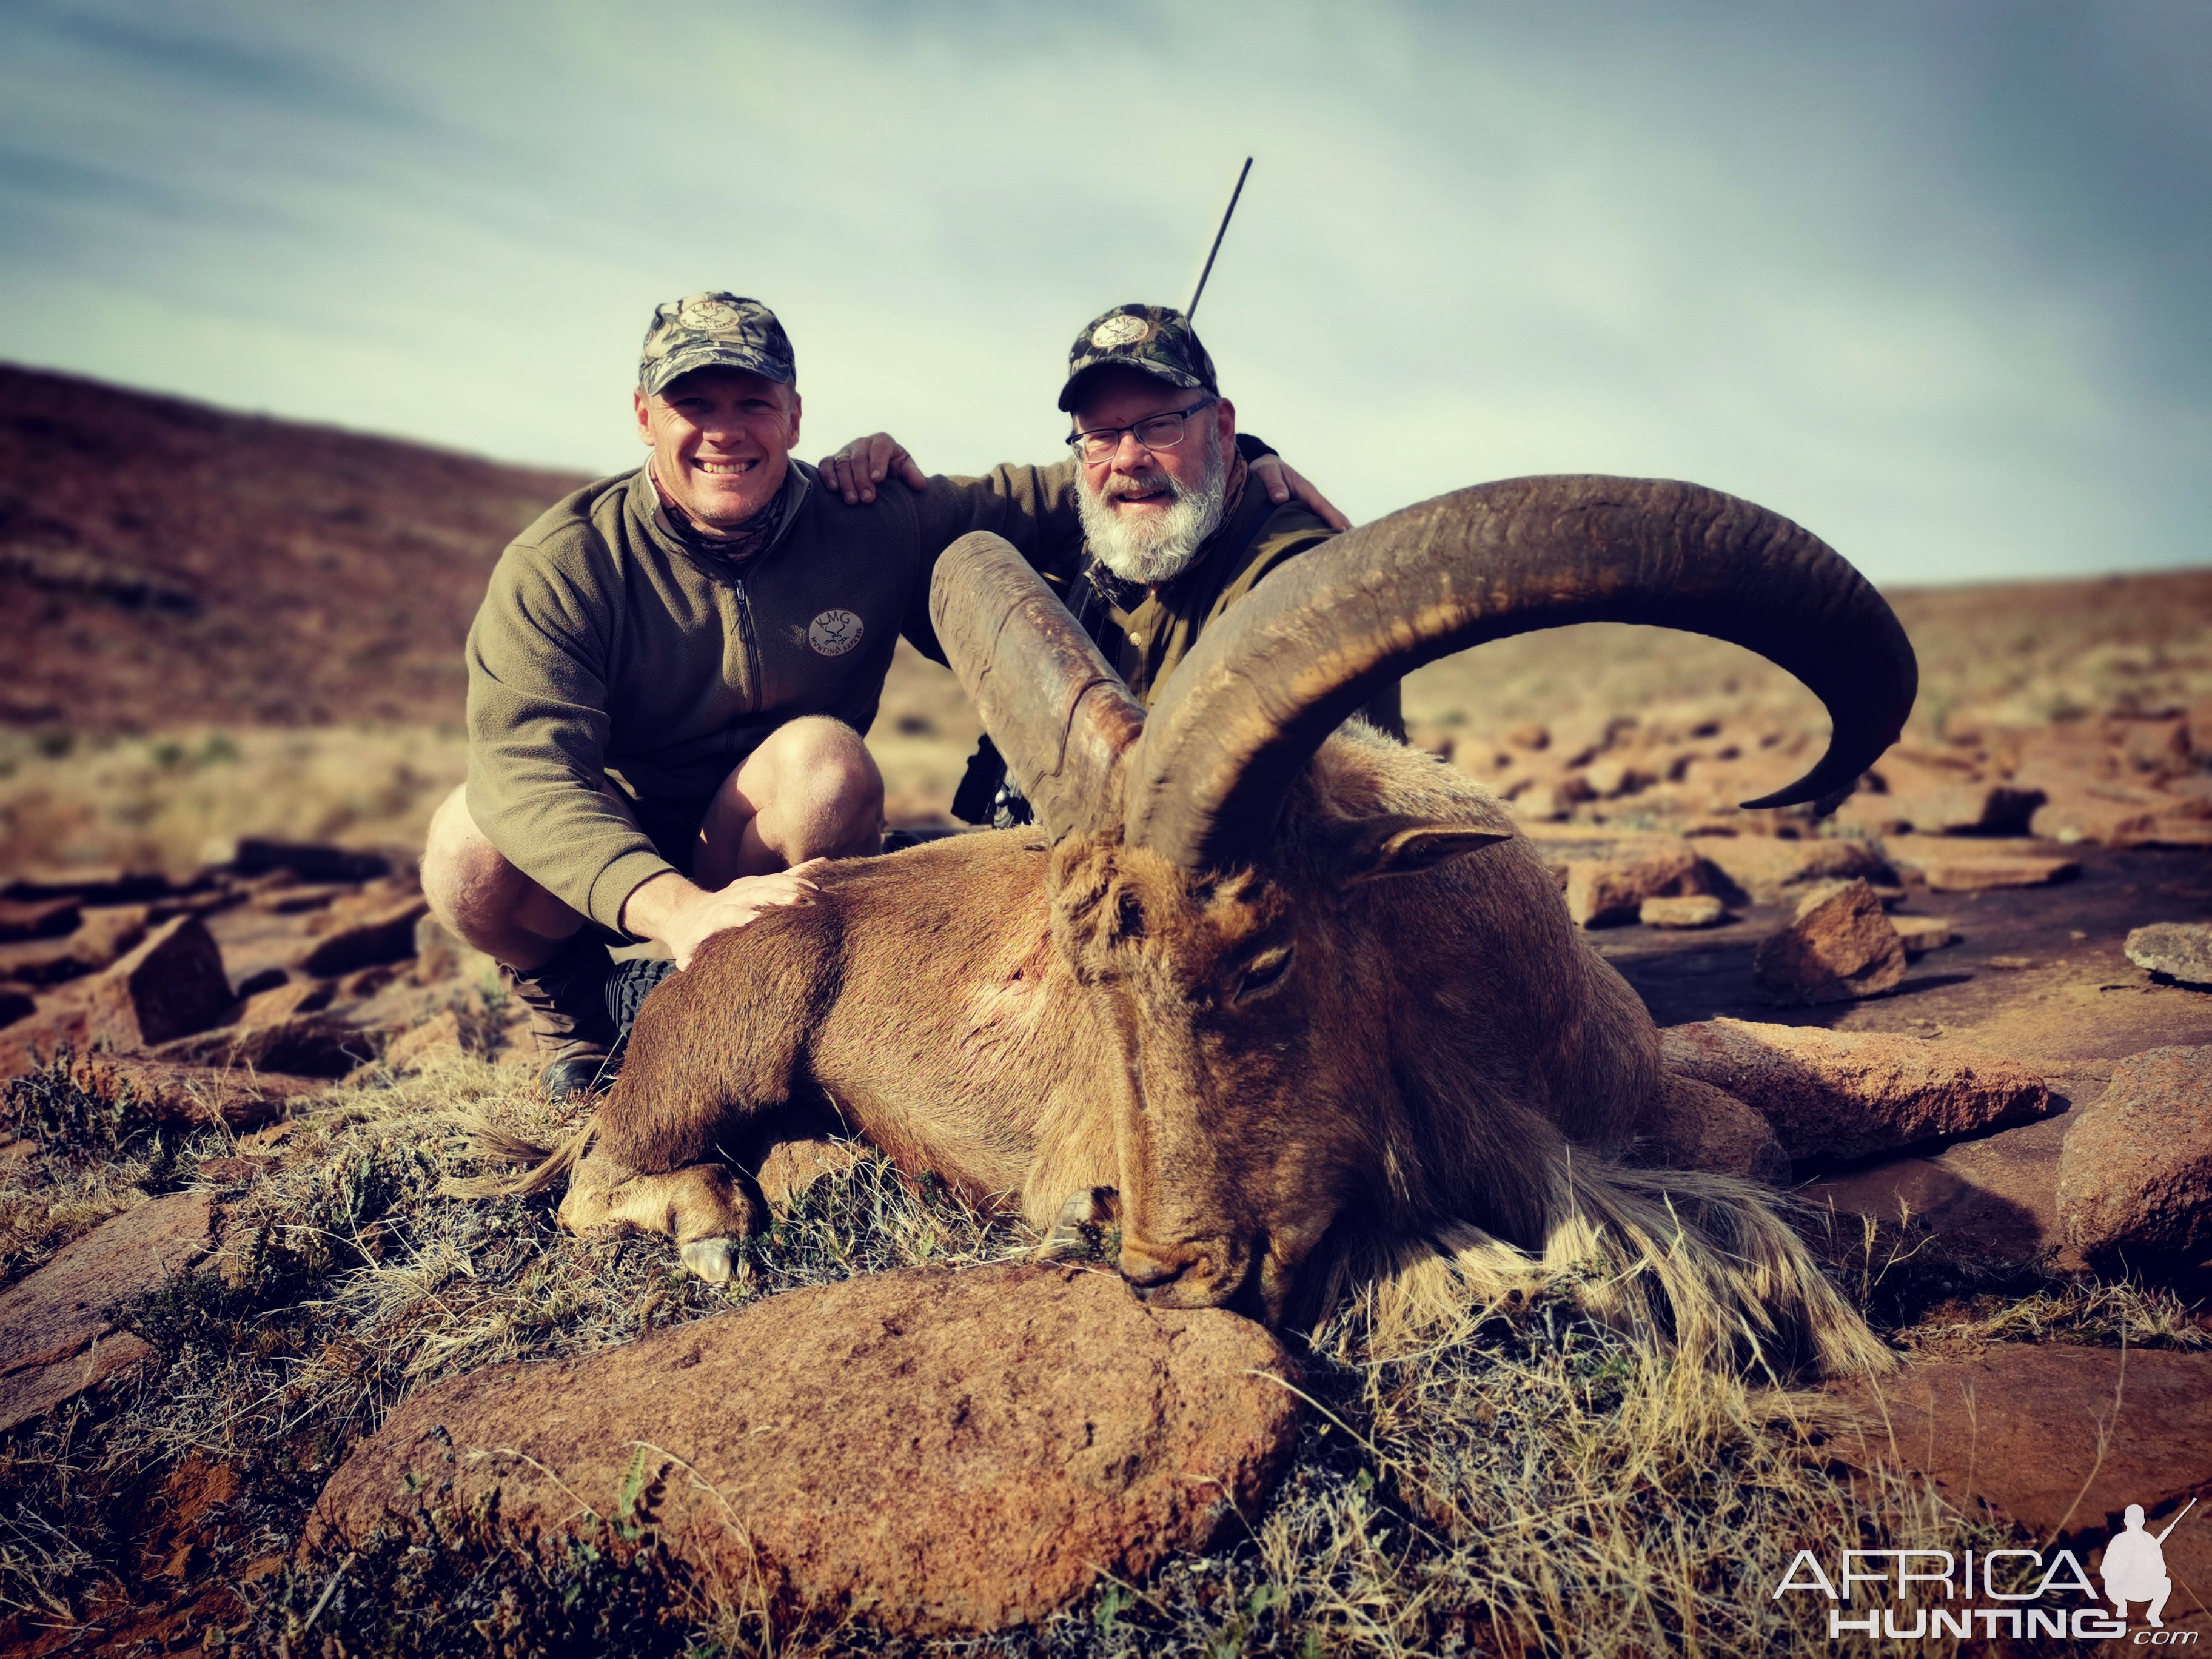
[730,578,762,713]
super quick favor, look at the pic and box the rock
[2031,785,2212,848]
[1508,777,1592,822]
[1832,1344,2212,1621]
[1889,914,1955,958]
[1639,894,1726,929]
[2,866,171,905]
[295,896,428,977]
[0,1003,89,1079]
[1881,834,2080,891]
[61,1052,321,1127]
[1852,754,2046,836]
[383,1010,463,1071]
[81,916,235,1050]
[1635,1075,1789,1184]
[0,897,82,941]
[0,984,32,1029]
[150,1014,366,1078]
[0,905,152,987]
[1583,757,1656,799]
[1689,834,1887,903]
[231,966,289,999]
[1923,852,2083,891]
[333,962,407,1002]
[236,978,336,1025]
[2127,923,2212,989]
[1561,843,1704,928]
[2056,1045,2212,1269]
[252,882,353,916]
[1752,879,1907,1005]
[230,838,391,884]
[0,1193,213,1433]
[309,1261,1303,1635]
[1659,1018,2051,1164]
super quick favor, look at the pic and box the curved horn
[1122,475,1918,871]
[928,531,1144,838]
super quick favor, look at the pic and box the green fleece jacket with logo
[464,461,1079,933]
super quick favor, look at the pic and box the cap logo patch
[808,608,864,657]
[1090,314,1149,349]
[680,297,741,330]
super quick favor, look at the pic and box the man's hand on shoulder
[1252,454,1349,531]
[816,429,1347,528]
[620,862,825,970]
[818,434,928,506]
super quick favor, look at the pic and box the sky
[1,0,2206,586]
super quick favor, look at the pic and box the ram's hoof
[680,1237,740,1283]
[1039,1187,1118,1261]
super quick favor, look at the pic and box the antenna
[1186,156,1252,322]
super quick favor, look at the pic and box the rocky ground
[3,743,2210,1651]
[4,367,2212,1654]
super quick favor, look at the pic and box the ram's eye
[1235,946,1293,1002]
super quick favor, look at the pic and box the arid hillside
[0,365,586,729]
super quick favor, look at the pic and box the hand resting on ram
[455,475,1917,1378]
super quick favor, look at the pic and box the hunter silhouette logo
[807,608,863,657]
[1772,1500,2201,1642]
[2104,1499,2194,1632]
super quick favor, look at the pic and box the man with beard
[926,303,1401,828]
[426,293,1336,1099]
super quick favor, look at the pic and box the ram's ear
[1339,813,1515,882]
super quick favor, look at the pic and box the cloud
[0,0,2204,584]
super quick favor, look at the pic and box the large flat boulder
[1689,833,1887,903]
[0,1192,212,1432]
[1660,1018,2050,1164]
[1882,834,2080,892]
[2057,1045,2212,1270]
[309,1260,1303,1635]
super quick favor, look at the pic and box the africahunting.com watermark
[1775,1500,2198,1643]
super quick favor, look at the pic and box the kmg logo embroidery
[808,609,863,658]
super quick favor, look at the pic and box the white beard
[1076,433,1230,588]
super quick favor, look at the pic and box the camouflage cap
[638,292,795,397]
[1058,303,1218,412]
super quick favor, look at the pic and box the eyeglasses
[1065,397,1216,463]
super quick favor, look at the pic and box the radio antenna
[1186,156,1252,322]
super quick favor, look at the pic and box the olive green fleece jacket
[464,460,1080,933]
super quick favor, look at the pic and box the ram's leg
[556,1139,768,1283]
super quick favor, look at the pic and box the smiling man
[424,293,1090,1097]
[425,292,1337,1098]
[942,303,1402,828]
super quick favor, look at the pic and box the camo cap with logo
[1057,303,1219,412]
[638,292,796,398]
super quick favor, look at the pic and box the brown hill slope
[0,364,587,729]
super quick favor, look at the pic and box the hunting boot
[502,931,617,1102]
